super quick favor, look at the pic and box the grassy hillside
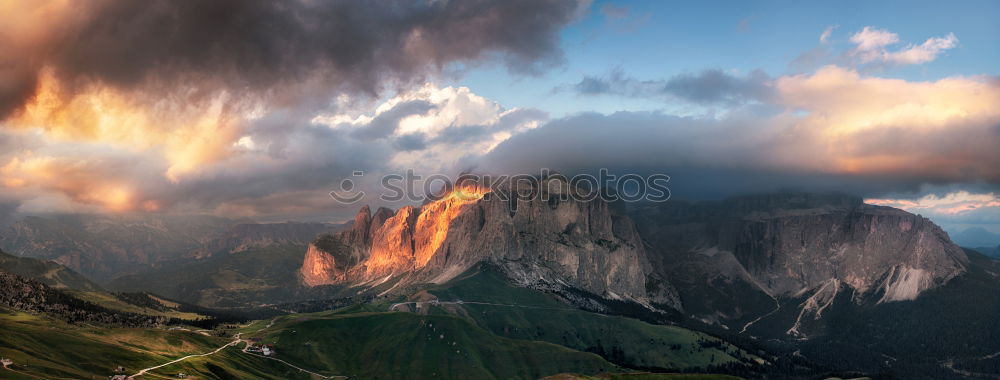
[108,244,310,307]
[246,311,619,379]
[0,250,101,291]
[0,308,216,378]
[0,265,760,380]
[421,266,764,371]
[131,347,317,380]
[541,374,743,380]
[67,291,206,320]
[0,250,218,321]
[0,308,316,379]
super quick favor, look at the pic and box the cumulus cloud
[0,83,546,219]
[0,0,582,179]
[0,0,580,217]
[485,66,1000,199]
[0,3,992,224]
[321,84,547,174]
[207,84,544,218]
[850,26,958,65]
[884,34,959,65]
[350,101,436,141]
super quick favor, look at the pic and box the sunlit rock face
[633,193,969,321]
[301,242,343,287]
[300,178,677,307]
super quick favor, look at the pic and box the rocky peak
[347,205,374,247]
[300,176,676,307]
[633,193,968,312]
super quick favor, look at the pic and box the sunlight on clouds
[0,154,142,212]
[8,69,250,181]
[775,66,1000,178]
[776,66,999,134]
[867,191,1000,215]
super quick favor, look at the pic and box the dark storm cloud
[477,111,1000,200]
[558,68,774,105]
[0,0,581,218]
[0,0,585,119]
[0,63,37,118]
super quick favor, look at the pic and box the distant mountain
[109,244,334,308]
[0,214,344,286]
[105,222,347,308]
[971,245,1000,259]
[0,214,241,279]
[951,226,1000,248]
[0,249,102,291]
[188,221,343,259]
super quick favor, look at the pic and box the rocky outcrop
[301,241,345,287]
[632,193,969,328]
[303,190,967,319]
[300,178,677,307]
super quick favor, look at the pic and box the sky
[0,0,997,239]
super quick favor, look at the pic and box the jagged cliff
[303,190,967,321]
[631,193,969,331]
[301,178,677,307]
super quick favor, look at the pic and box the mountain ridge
[301,178,678,308]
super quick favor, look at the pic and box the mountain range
[1,185,998,378]
[297,181,997,378]
[950,226,1000,248]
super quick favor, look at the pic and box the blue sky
[455,0,1000,117]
